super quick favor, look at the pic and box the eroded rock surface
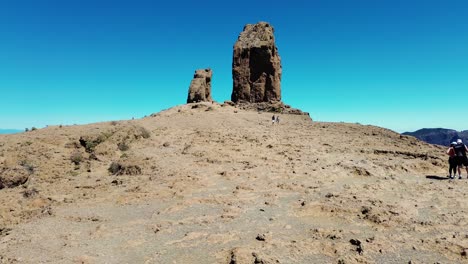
[187,68,212,103]
[232,22,281,103]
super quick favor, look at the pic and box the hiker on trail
[453,139,468,179]
[272,115,276,125]
[447,142,457,179]
[276,115,280,124]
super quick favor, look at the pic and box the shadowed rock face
[187,69,212,103]
[231,22,281,103]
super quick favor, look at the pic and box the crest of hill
[1,102,461,263]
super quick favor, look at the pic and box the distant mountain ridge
[402,128,468,146]
[0,129,22,134]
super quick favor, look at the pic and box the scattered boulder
[350,238,363,254]
[256,233,266,241]
[111,179,123,186]
[228,248,252,264]
[223,100,236,107]
[0,227,12,237]
[187,68,213,103]
[232,22,281,103]
[0,166,30,189]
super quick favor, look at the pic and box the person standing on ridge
[453,139,468,179]
[276,115,280,124]
[272,115,276,125]
[447,142,457,179]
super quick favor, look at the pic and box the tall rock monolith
[231,22,282,103]
[187,68,212,103]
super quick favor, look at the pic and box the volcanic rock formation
[187,68,212,103]
[231,22,282,103]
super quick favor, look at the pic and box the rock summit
[231,22,282,103]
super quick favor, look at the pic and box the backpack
[454,144,466,157]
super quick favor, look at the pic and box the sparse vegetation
[108,161,142,176]
[19,160,35,174]
[22,141,32,147]
[139,127,151,139]
[70,151,83,165]
[111,121,118,126]
[31,127,37,131]
[79,131,114,153]
[25,128,29,132]
[108,162,121,175]
[22,188,39,198]
[68,170,79,177]
[117,142,130,151]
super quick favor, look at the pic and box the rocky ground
[0,102,467,263]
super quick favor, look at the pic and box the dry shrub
[19,160,35,174]
[70,151,83,165]
[139,127,151,139]
[117,142,130,151]
[22,188,39,198]
[108,161,142,176]
[79,131,113,153]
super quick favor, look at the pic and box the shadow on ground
[425,175,448,180]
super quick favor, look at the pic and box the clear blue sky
[1,0,467,132]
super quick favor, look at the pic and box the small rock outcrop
[187,69,212,103]
[0,166,30,189]
[231,22,282,103]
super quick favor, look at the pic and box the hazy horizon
[1,0,467,132]
[0,129,22,134]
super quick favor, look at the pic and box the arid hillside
[0,102,466,263]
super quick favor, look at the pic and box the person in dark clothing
[272,115,276,125]
[453,139,468,179]
[447,142,457,179]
